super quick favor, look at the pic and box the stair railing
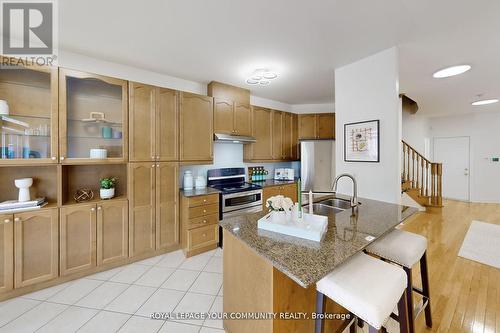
[402,140,442,206]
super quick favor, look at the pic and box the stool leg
[315,291,326,333]
[368,326,379,333]
[349,318,357,333]
[420,251,433,328]
[398,290,410,333]
[403,267,415,333]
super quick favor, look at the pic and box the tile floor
[0,248,225,333]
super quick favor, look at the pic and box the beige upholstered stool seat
[316,252,407,330]
[366,229,427,268]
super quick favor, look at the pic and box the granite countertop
[219,194,418,288]
[180,187,221,197]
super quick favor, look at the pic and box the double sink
[305,198,358,216]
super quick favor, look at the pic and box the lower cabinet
[14,209,59,288]
[180,193,219,257]
[60,200,128,276]
[129,162,179,258]
[0,214,14,293]
[262,183,298,211]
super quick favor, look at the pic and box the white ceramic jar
[183,170,194,190]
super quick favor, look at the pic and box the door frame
[432,136,471,202]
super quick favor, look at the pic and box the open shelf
[0,165,58,204]
[62,195,127,207]
[61,164,127,206]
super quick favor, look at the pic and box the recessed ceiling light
[246,69,278,86]
[433,65,471,78]
[471,99,499,106]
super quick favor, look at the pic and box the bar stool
[366,229,432,333]
[316,253,409,333]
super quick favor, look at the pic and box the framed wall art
[344,120,380,162]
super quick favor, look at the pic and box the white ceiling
[59,0,500,116]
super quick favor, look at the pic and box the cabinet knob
[14,217,20,222]
[151,156,155,160]
[156,164,160,167]
[203,220,207,224]
[51,156,56,160]
[152,164,155,168]
[4,219,10,224]
[203,199,207,203]
[156,156,159,159]
[203,209,207,213]
[91,208,95,212]
[60,156,65,160]
[97,206,102,210]
[202,233,207,237]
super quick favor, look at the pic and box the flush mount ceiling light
[432,65,471,78]
[471,99,499,106]
[246,69,278,85]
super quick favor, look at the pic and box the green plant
[100,177,117,189]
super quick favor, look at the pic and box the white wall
[402,112,431,158]
[291,103,335,114]
[179,143,300,186]
[429,111,500,203]
[334,47,401,204]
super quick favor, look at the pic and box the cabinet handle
[4,219,10,224]
[91,208,95,212]
[203,199,207,203]
[14,217,20,222]
[51,156,56,160]
[97,207,102,210]
[151,156,155,160]
[152,164,155,168]
[203,209,207,213]
[156,156,159,159]
[60,156,65,160]
[156,164,160,167]
[202,233,207,237]
[202,220,207,224]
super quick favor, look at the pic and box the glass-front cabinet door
[0,57,58,164]
[59,69,128,163]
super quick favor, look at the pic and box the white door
[433,137,470,201]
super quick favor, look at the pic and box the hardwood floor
[401,200,500,333]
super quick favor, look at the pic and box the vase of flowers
[266,195,294,222]
[100,177,117,199]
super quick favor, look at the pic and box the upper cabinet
[213,98,251,136]
[129,82,179,162]
[244,106,273,161]
[59,69,128,163]
[0,57,58,164]
[180,92,213,163]
[298,113,335,140]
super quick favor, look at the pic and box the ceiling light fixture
[246,69,278,86]
[471,99,499,106]
[432,65,471,78]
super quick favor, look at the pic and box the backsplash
[179,143,300,187]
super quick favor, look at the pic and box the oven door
[222,190,263,215]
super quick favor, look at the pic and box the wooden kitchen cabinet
[97,199,128,266]
[156,162,179,251]
[298,113,335,140]
[129,162,156,257]
[282,112,293,160]
[244,107,273,161]
[180,92,213,163]
[272,111,283,160]
[180,193,219,257]
[0,214,13,293]
[291,113,299,160]
[129,83,179,162]
[60,203,96,276]
[234,102,252,136]
[214,98,252,136]
[14,208,58,288]
[262,184,298,211]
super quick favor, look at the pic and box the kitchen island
[220,195,418,333]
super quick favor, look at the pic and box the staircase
[402,140,443,207]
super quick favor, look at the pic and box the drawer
[188,213,219,230]
[189,203,219,219]
[188,194,219,208]
[188,224,218,250]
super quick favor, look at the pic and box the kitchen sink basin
[319,198,358,210]
[305,203,344,216]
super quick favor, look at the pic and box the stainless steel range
[207,167,263,219]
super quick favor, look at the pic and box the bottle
[183,170,194,190]
[251,169,256,182]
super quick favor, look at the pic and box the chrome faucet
[332,173,358,208]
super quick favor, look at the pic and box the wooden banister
[402,140,443,207]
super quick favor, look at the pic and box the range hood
[213,133,256,144]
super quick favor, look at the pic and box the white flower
[266,195,294,212]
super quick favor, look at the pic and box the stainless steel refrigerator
[300,140,335,192]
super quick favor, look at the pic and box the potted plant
[100,177,117,199]
[266,195,294,222]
